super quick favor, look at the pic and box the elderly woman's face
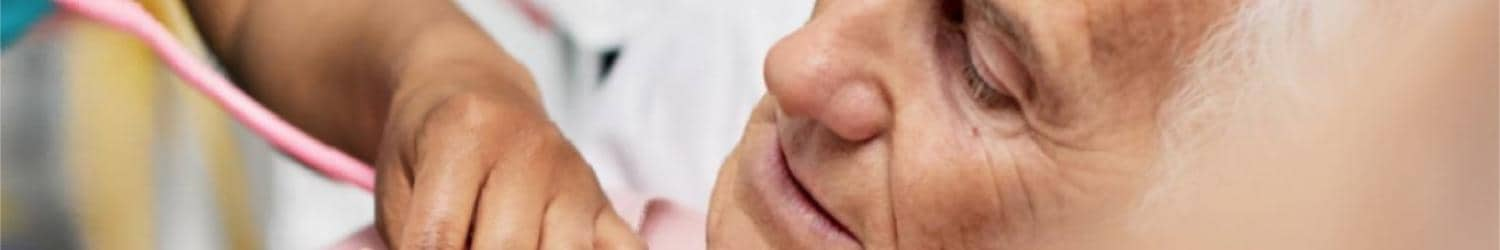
[709,0,1237,249]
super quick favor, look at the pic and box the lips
[742,130,861,249]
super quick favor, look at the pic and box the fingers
[379,93,647,249]
[594,208,646,250]
[539,159,607,250]
[470,168,549,249]
[398,118,494,249]
[399,157,488,249]
[374,148,413,246]
[374,124,415,247]
[538,191,603,250]
[471,132,645,250]
[470,135,552,249]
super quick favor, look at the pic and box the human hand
[180,0,645,248]
[372,69,644,250]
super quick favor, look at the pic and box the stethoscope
[57,0,376,191]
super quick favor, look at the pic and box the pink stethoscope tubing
[54,0,376,191]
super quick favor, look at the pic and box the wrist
[373,16,538,96]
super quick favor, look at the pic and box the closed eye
[943,0,1018,109]
[965,54,1004,104]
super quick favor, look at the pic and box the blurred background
[1,0,812,249]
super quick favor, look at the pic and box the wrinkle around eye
[966,28,1034,105]
[956,34,1033,137]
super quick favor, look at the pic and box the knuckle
[409,232,465,250]
[422,92,555,141]
[405,218,470,250]
[425,92,508,129]
[415,92,584,175]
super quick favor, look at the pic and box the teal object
[2,0,56,50]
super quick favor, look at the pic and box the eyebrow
[964,0,1032,56]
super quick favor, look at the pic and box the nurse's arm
[185,1,644,249]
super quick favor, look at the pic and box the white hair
[1148,0,1459,203]
[1138,0,1367,224]
[1158,0,1357,169]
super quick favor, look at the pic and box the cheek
[880,50,1046,246]
[887,124,1021,245]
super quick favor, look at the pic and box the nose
[763,11,893,142]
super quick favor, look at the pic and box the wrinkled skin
[709,0,1236,249]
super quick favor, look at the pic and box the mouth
[743,131,861,249]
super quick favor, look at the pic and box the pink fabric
[633,195,708,250]
[506,0,553,31]
[607,190,708,250]
[56,0,376,191]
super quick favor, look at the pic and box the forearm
[185,0,541,161]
